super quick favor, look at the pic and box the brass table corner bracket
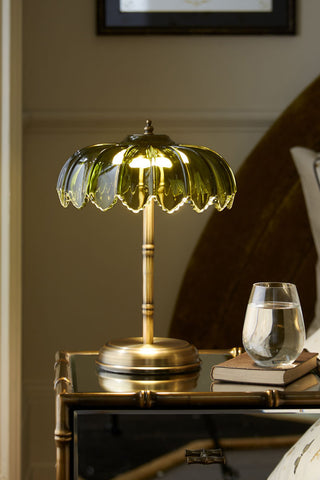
[54,351,73,394]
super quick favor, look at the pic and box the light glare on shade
[154,156,172,168]
[112,150,126,165]
[129,156,151,169]
[174,148,189,164]
[129,156,173,168]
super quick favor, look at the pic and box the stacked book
[211,349,318,391]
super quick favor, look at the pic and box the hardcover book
[211,373,319,392]
[211,349,318,386]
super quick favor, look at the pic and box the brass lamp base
[96,337,200,375]
[97,369,200,393]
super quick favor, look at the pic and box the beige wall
[23,0,320,477]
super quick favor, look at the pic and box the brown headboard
[170,75,320,349]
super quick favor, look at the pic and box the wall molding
[23,109,278,134]
[0,0,22,479]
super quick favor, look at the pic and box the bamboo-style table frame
[54,349,320,480]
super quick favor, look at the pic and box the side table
[54,349,320,480]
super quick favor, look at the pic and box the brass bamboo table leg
[54,352,73,480]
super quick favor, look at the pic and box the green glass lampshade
[56,120,237,375]
[57,121,236,215]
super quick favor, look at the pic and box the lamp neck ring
[120,119,175,147]
[120,133,175,147]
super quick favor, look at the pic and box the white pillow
[270,148,320,480]
[268,418,320,480]
[290,147,320,337]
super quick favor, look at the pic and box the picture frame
[97,0,296,35]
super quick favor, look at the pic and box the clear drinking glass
[242,282,306,367]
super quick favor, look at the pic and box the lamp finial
[144,119,154,135]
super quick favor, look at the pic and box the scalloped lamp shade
[57,123,235,214]
[56,121,236,375]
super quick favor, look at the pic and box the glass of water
[242,282,306,367]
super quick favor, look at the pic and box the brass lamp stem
[142,198,155,344]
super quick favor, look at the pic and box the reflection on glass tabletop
[68,350,320,395]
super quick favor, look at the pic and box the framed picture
[97,0,296,35]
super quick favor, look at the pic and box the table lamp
[57,120,236,375]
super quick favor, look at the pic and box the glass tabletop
[68,350,320,395]
[54,350,320,480]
